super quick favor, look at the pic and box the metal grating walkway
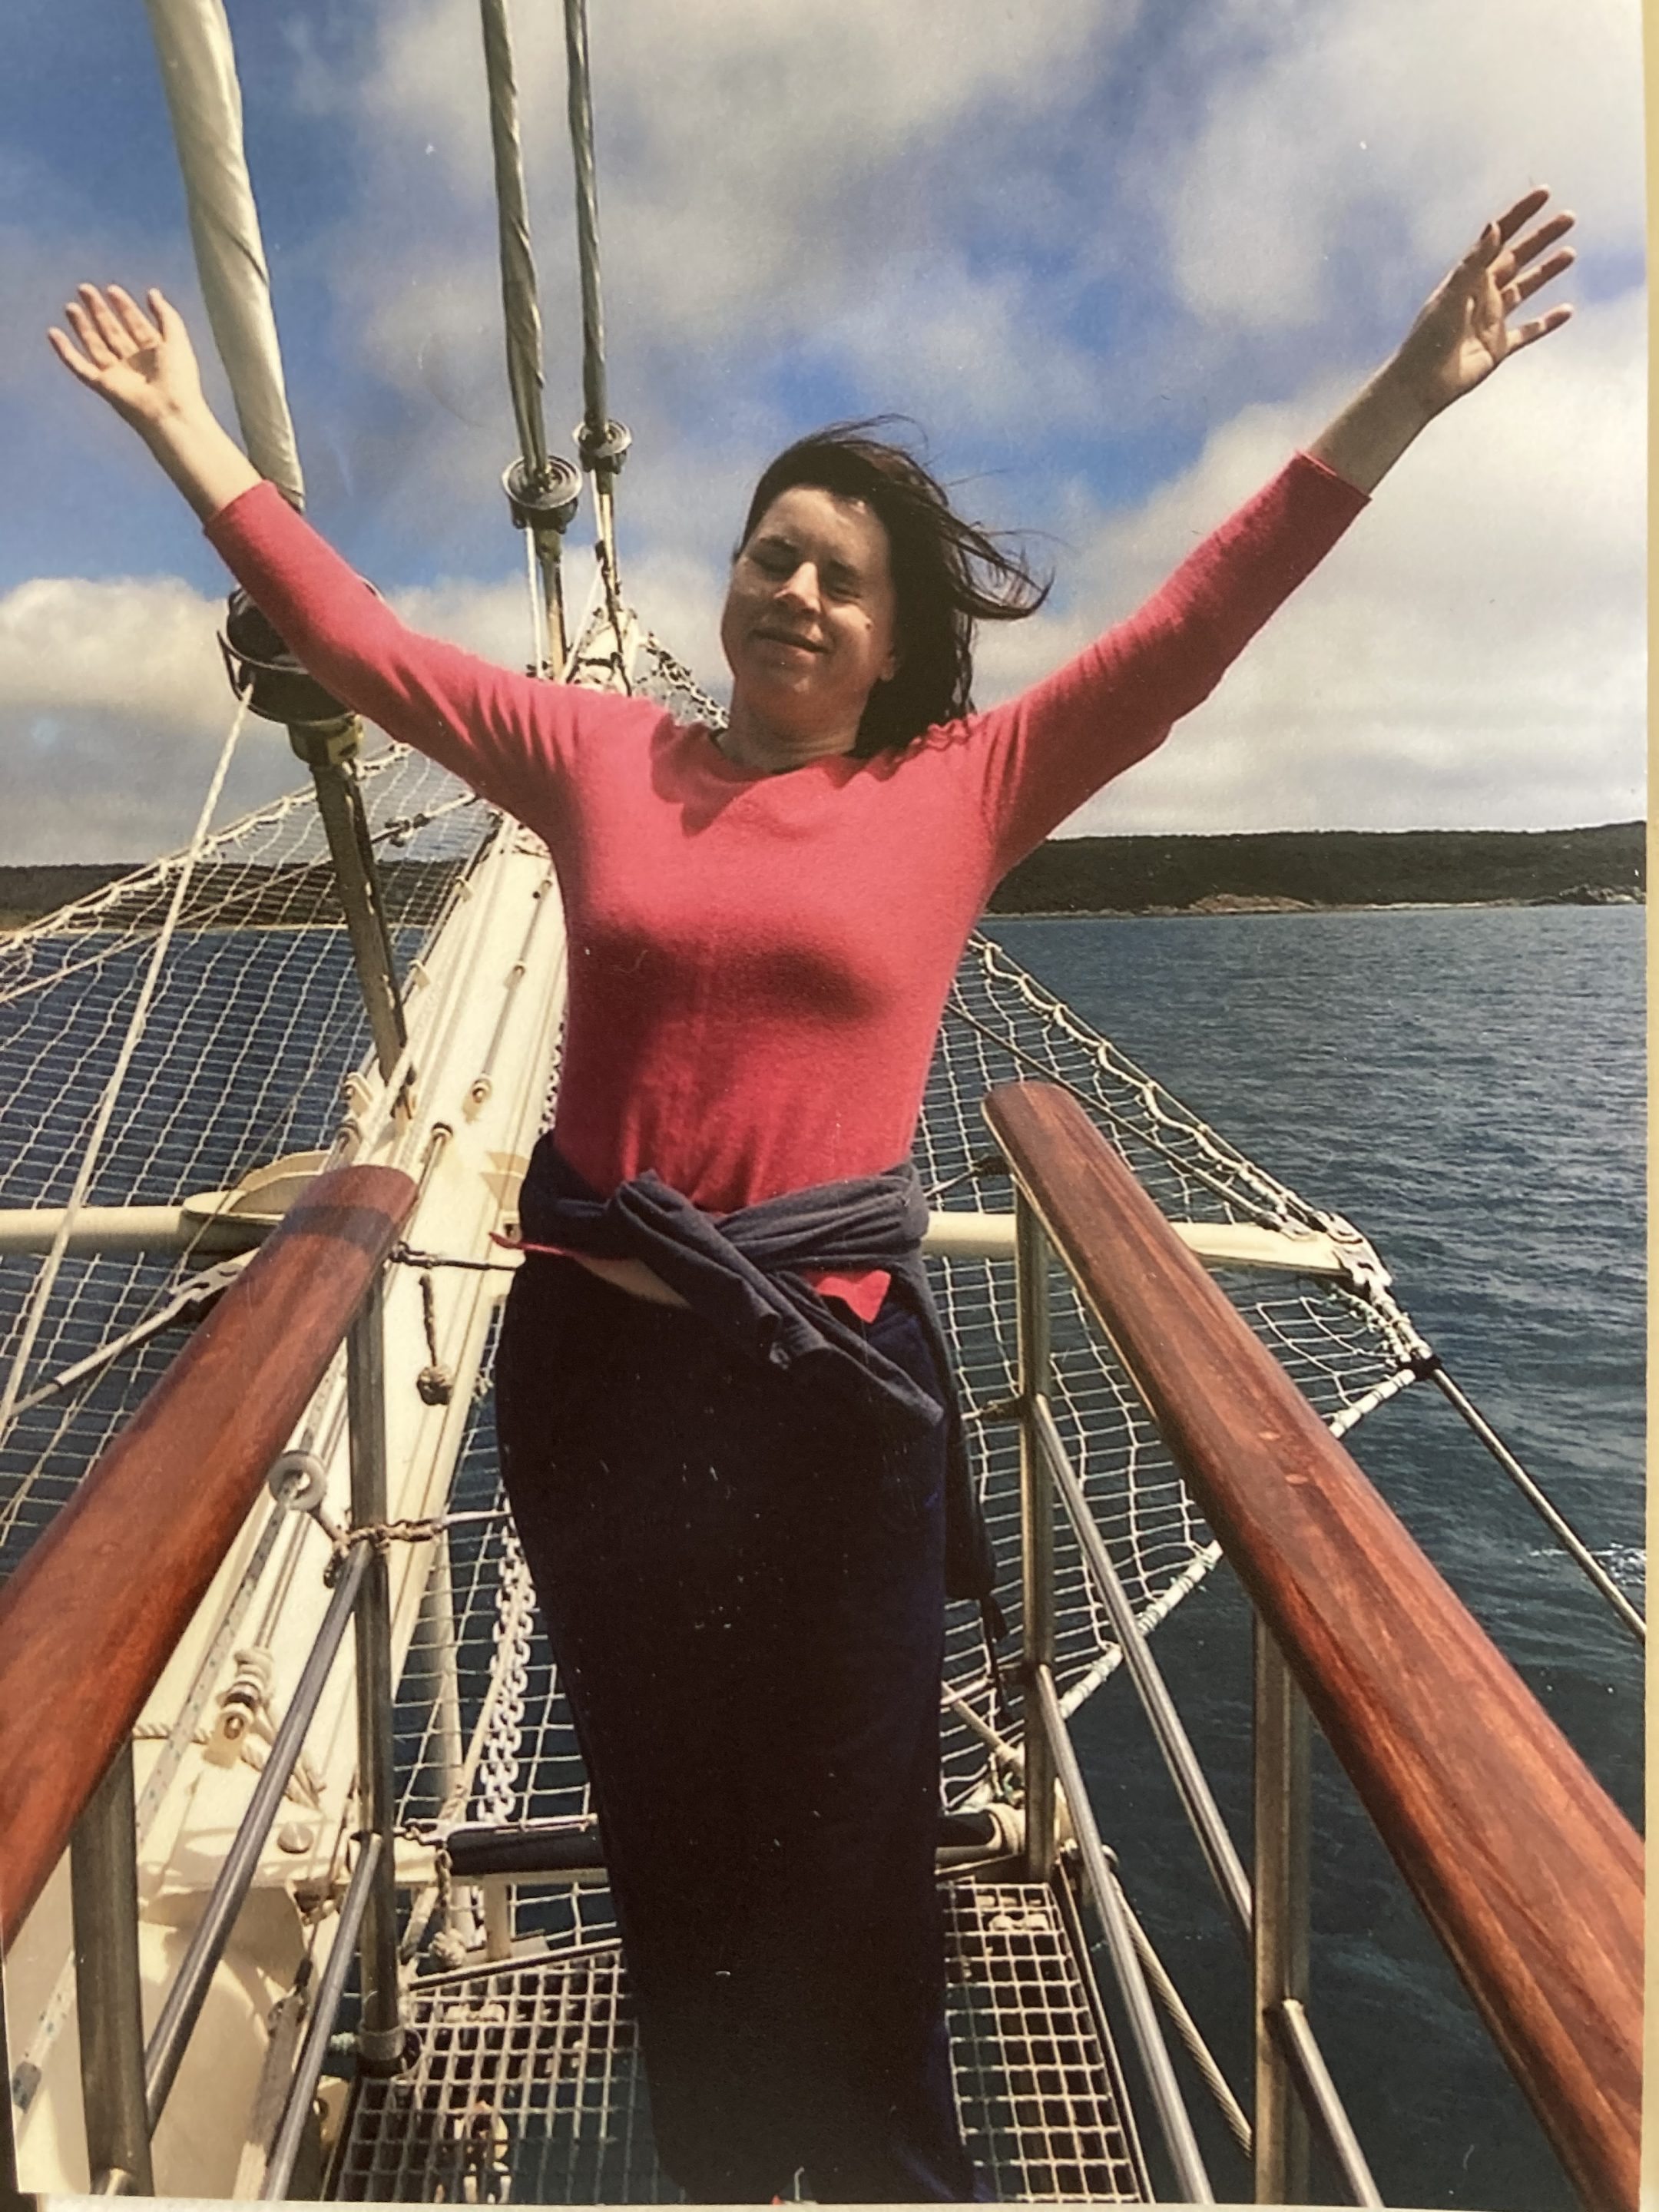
[332,1878,1148,2204]
[944,1882,1147,2202]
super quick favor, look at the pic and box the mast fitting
[502,455,582,535]
[578,419,632,475]
[220,588,354,737]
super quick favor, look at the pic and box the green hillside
[986,823,1644,915]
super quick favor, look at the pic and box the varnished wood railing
[983,1081,1642,2212]
[0,1164,416,1949]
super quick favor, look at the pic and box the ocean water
[4,902,1638,2204]
[993,906,1644,2211]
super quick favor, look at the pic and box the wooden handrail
[983,1081,1642,2212]
[0,1164,416,1949]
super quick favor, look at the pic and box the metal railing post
[1014,1193,1055,1881]
[1253,1618,1310,2204]
[1,1962,18,2204]
[258,1834,383,2200]
[70,1740,154,2195]
[143,1548,369,2130]
[347,1276,404,2075]
[1035,1668,1214,2203]
[1032,1398,1253,1942]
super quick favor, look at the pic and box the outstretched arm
[976,189,1577,873]
[47,282,608,828]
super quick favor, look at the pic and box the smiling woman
[46,188,1578,2202]
[723,422,1052,767]
[718,482,902,769]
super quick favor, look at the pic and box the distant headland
[0,822,1644,929]
[986,822,1644,917]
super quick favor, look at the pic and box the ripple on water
[993,905,1644,2212]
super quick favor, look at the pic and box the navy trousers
[495,1257,979,2203]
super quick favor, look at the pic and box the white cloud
[5,0,1643,859]
[393,545,727,696]
[6,279,1637,863]
[807,254,1104,439]
[295,0,1641,602]
[0,575,316,863]
[1008,288,1644,833]
[2,575,220,727]
[1162,0,1643,333]
[326,0,1134,428]
[0,547,729,866]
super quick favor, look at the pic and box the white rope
[524,521,549,679]
[560,555,608,684]
[0,694,251,1442]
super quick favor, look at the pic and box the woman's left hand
[1389,187,1575,419]
[1310,187,1576,493]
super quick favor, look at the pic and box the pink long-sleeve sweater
[206,457,1365,1260]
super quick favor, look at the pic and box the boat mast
[144,0,409,1084]
[141,0,303,508]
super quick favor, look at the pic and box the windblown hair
[737,419,1050,757]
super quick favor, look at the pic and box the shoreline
[986,822,1644,918]
[0,824,1643,932]
[992,892,1644,920]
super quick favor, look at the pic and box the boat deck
[332,1875,1149,2204]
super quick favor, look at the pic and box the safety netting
[0,744,490,1578]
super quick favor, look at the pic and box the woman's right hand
[48,283,208,432]
[48,282,260,522]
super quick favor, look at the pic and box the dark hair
[735,419,1050,757]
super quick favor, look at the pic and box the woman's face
[720,485,899,743]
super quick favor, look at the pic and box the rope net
[0,745,489,1576]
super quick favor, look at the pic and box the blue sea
[2,902,1638,2204]
[993,906,1644,2212]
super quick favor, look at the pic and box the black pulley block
[220,588,353,727]
[503,454,583,534]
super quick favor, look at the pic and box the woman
[51,188,1573,2204]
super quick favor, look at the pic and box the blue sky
[2,0,1645,860]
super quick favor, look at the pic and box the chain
[478,1525,535,1825]
[641,631,727,726]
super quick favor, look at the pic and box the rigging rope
[562,0,612,477]
[478,0,580,674]
[479,0,551,487]
[561,0,631,680]
[0,695,250,1444]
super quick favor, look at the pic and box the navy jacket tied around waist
[517,1139,1002,1617]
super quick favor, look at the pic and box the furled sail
[141,0,304,506]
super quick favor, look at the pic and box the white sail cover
[143,0,305,506]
